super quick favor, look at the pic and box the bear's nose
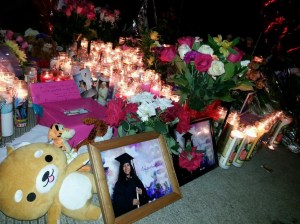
[42,171,50,182]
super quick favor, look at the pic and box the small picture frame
[172,117,218,186]
[88,131,182,224]
[73,68,94,96]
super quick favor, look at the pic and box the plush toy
[75,117,114,150]
[0,143,101,224]
[30,35,57,60]
[48,123,77,164]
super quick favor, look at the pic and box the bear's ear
[6,145,14,155]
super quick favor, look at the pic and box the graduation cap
[115,153,134,166]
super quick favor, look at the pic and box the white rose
[208,61,225,79]
[241,60,250,67]
[198,44,214,55]
[178,44,191,59]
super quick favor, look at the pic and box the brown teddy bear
[75,117,113,150]
[0,143,101,223]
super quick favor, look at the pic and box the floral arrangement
[158,34,254,112]
[104,92,191,155]
[51,0,98,47]
[0,30,28,65]
[93,7,121,43]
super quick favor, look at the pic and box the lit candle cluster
[218,110,290,169]
[50,40,177,101]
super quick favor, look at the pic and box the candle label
[14,97,28,127]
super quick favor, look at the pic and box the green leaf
[231,37,240,47]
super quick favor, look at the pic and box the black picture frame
[172,117,219,186]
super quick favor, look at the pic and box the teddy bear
[75,117,114,151]
[0,143,102,224]
[48,123,78,164]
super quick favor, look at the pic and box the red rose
[159,45,176,62]
[179,149,204,172]
[194,53,213,72]
[227,47,244,63]
[178,36,195,49]
[176,109,190,133]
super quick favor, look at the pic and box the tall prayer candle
[232,127,257,167]
[219,129,244,169]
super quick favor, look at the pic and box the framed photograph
[172,117,218,186]
[88,131,182,224]
[73,68,93,95]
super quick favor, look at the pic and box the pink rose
[87,12,96,20]
[227,47,244,63]
[21,41,28,50]
[194,53,213,72]
[178,36,194,49]
[16,36,23,43]
[159,45,176,62]
[76,6,84,15]
[179,149,204,172]
[65,7,72,17]
[5,30,14,40]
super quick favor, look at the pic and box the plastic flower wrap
[104,92,191,155]
[158,34,254,112]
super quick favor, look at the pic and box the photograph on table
[88,131,182,224]
[172,117,218,186]
[73,68,94,97]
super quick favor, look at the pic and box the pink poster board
[30,80,80,104]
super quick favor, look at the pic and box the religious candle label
[14,97,28,127]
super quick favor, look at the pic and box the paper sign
[30,80,81,104]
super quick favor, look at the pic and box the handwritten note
[30,80,81,104]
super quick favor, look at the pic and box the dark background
[0,0,299,57]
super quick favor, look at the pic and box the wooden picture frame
[172,117,218,186]
[88,131,182,224]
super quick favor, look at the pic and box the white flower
[208,60,225,79]
[154,97,174,110]
[129,92,154,104]
[178,44,191,59]
[137,102,156,122]
[198,44,214,55]
[241,60,250,67]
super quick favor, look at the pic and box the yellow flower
[213,35,223,46]
[147,56,155,66]
[150,31,159,41]
[219,40,232,57]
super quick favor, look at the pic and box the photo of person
[73,68,93,94]
[112,153,149,217]
[99,138,174,218]
[96,76,109,106]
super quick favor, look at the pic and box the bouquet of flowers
[104,92,191,155]
[92,7,120,43]
[158,35,254,112]
[52,0,97,47]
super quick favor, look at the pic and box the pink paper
[37,98,107,147]
[30,80,80,104]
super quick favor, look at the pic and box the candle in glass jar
[232,127,257,167]
[40,70,54,82]
[219,129,244,169]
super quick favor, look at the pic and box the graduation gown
[112,176,149,217]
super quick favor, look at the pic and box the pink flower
[179,149,204,172]
[87,12,96,20]
[227,47,244,63]
[16,36,23,43]
[194,53,213,72]
[178,36,194,49]
[21,41,28,50]
[5,30,14,40]
[159,45,176,62]
[104,98,126,127]
[76,6,84,15]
